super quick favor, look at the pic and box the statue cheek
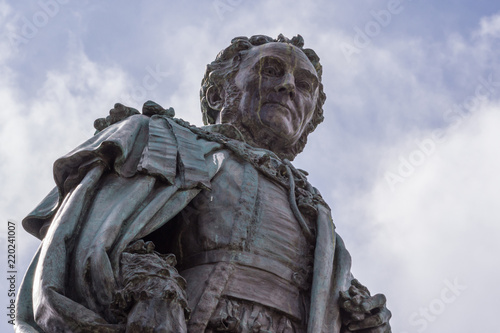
[305,100,316,118]
[297,101,310,119]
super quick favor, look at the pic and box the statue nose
[275,73,296,99]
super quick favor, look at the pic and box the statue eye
[297,80,312,92]
[260,58,283,77]
[262,65,280,77]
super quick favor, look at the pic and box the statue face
[221,42,320,151]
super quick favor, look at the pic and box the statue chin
[242,124,297,155]
[258,122,301,149]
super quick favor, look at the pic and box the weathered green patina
[16,35,391,333]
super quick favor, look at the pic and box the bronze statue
[16,34,391,333]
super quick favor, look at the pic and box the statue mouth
[262,101,292,112]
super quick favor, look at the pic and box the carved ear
[206,86,224,111]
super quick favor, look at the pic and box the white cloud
[357,100,500,332]
[477,12,500,38]
[0,37,131,262]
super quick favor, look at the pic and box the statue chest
[173,156,314,322]
[176,156,314,270]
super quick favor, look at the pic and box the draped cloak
[15,114,354,333]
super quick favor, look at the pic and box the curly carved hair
[200,34,327,158]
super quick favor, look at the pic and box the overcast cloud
[1,1,499,332]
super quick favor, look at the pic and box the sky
[1,0,499,332]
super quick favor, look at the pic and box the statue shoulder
[91,100,222,157]
[93,101,175,134]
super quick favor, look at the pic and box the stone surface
[16,34,391,333]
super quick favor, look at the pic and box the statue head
[200,34,326,160]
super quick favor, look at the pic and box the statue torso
[168,150,315,325]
